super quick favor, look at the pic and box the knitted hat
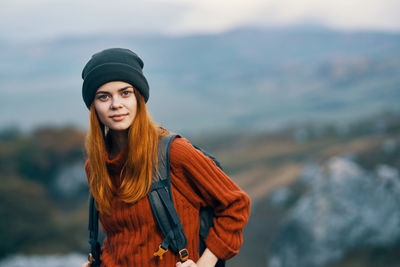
[81,48,149,109]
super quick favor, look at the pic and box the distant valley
[0,26,399,135]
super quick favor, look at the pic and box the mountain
[1,26,399,135]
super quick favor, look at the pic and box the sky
[1,0,400,42]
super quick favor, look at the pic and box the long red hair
[85,88,170,214]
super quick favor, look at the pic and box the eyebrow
[96,86,134,95]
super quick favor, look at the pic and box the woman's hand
[80,262,90,267]
[176,248,218,267]
[176,259,197,267]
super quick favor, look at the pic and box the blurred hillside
[218,110,400,267]
[1,26,399,134]
[1,110,399,266]
[0,127,88,257]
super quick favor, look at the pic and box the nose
[110,96,123,110]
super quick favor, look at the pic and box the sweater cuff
[204,227,240,260]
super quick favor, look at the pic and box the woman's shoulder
[170,136,192,153]
[169,136,192,166]
[169,136,219,172]
[169,136,201,164]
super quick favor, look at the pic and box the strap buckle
[179,248,189,262]
[154,244,168,260]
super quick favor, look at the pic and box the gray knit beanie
[81,48,149,109]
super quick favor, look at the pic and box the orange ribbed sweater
[85,137,251,267]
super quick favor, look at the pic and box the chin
[109,124,130,131]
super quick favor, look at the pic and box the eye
[96,94,109,101]
[121,89,133,97]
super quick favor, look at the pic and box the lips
[110,114,128,121]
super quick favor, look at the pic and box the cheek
[94,103,108,124]
[127,99,137,114]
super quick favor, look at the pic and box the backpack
[88,134,226,266]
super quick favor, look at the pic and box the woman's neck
[108,129,129,159]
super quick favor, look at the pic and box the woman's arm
[170,137,251,261]
[196,248,219,266]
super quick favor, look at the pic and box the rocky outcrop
[268,156,400,267]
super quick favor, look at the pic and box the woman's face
[94,81,137,131]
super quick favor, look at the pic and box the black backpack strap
[88,194,101,267]
[149,134,189,262]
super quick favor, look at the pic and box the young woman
[80,48,250,267]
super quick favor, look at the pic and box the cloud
[168,0,400,33]
[0,0,188,41]
[0,0,399,41]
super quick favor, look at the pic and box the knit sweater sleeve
[169,137,251,260]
